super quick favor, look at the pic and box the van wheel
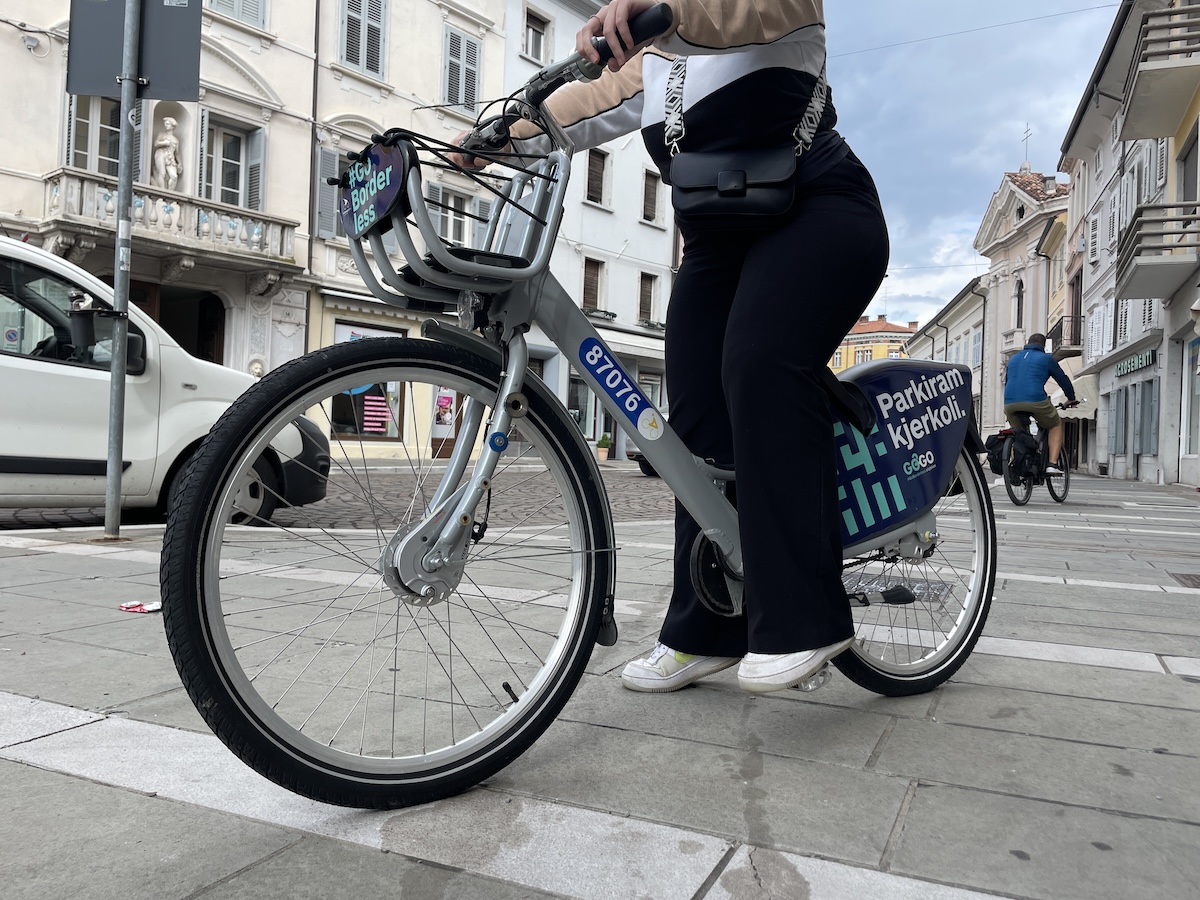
[637,458,659,478]
[229,456,278,525]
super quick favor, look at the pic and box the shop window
[206,0,265,28]
[342,0,386,78]
[445,26,481,113]
[329,323,408,440]
[1186,338,1200,455]
[568,371,597,438]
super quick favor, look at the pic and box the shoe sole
[737,638,854,694]
[621,657,739,693]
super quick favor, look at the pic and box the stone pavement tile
[0,590,135,634]
[203,831,564,900]
[0,759,298,900]
[559,674,892,769]
[380,789,731,900]
[114,686,211,733]
[980,620,1199,657]
[4,574,161,608]
[709,846,1000,900]
[931,682,1200,751]
[0,633,181,710]
[1164,656,1200,677]
[952,653,1200,710]
[27,615,174,659]
[986,597,1200,636]
[990,585,1197,622]
[890,783,1200,900]
[0,691,102,746]
[489,719,909,866]
[783,670,937,718]
[584,625,661,677]
[871,718,1200,821]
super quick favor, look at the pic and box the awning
[1051,373,1098,419]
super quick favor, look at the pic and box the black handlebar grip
[594,3,674,63]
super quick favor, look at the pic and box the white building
[1,0,672,457]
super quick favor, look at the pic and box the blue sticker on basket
[578,338,663,440]
[489,432,509,452]
[338,143,409,240]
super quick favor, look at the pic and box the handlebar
[1057,400,1083,409]
[462,3,673,154]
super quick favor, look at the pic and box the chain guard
[689,533,743,617]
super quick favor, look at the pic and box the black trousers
[658,150,889,657]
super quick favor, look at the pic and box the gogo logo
[903,450,936,477]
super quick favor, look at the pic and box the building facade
[829,315,917,373]
[906,278,988,430]
[1,0,672,459]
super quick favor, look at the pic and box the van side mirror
[127,332,146,375]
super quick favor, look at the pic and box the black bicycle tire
[160,338,611,809]
[833,447,997,696]
[1002,435,1033,506]
[1047,448,1070,502]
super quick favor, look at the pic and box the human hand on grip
[447,130,492,171]
[578,0,660,72]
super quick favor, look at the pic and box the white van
[0,236,328,520]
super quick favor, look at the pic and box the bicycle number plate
[579,338,664,440]
[338,143,408,240]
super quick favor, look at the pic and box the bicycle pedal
[791,663,833,693]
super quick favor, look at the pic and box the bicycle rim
[835,447,996,695]
[1002,436,1033,506]
[1047,452,1070,502]
[162,339,608,807]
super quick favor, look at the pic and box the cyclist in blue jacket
[1003,334,1076,475]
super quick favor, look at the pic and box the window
[523,10,548,62]
[832,349,842,368]
[1186,337,1200,455]
[888,348,902,359]
[642,171,660,222]
[582,258,603,310]
[331,323,408,440]
[341,0,386,78]
[854,347,872,364]
[0,257,144,373]
[1110,387,1128,455]
[972,329,982,366]
[199,113,264,210]
[68,96,142,179]
[586,149,608,204]
[445,27,481,113]
[638,372,662,409]
[638,273,656,321]
[206,0,264,28]
[1014,277,1024,329]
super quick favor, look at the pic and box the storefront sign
[1115,348,1156,377]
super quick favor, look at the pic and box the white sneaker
[620,643,740,693]
[737,637,854,694]
[1045,464,1064,475]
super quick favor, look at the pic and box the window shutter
[1088,215,1099,262]
[246,128,264,211]
[316,147,340,239]
[131,101,144,184]
[639,273,654,320]
[1142,297,1154,331]
[65,95,78,167]
[642,172,658,221]
[1148,378,1160,456]
[445,30,461,106]
[365,0,384,77]
[1157,137,1168,187]
[1116,299,1129,345]
[1107,392,1117,455]
[196,108,210,196]
[444,29,479,110]
[582,258,600,310]
[463,35,479,111]
[587,150,605,203]
[426,183,444,239]
[344,0,364,69]
[473,196,492,248]
[241,0,264,27]
[1107,192,1118,245]
[211,0,237,16]
[1101,298,1114,352]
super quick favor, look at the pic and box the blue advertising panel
[834,361,972,545]
[338,144,410,240]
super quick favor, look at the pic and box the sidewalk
[1,474,1198,899]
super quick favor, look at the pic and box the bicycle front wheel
[836,446,997,696]
[1047,449,1070,502]
[1001,435,1033,506]
[161,338,612,809]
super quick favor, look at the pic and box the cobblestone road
[0,462,675,531]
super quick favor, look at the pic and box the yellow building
[829,315,918,373]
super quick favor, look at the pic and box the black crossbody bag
[664,57,827,224]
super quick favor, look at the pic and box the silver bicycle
[161,5,996,809]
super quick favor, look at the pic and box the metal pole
[104,0,143,538]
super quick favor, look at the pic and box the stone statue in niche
[151,117,182,191]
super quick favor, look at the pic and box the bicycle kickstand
[790,663,834,693]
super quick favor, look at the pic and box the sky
[821,1,1120,329]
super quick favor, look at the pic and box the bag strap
[663,56,828,158]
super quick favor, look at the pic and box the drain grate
[1169,573,1200,589]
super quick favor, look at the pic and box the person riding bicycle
[1003,333,1076,476]
[460,0,888,694]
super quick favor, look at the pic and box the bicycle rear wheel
[1047,448,1070,502]
[836,446,996,696]
[160,338,612,809]
[1001,435,1033,506]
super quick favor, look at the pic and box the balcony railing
[1122,4,1200,139]
[43,167,298,265]
[1047,315,1083,359]
[1115,202,1200,300]
[1000,327,1026,354]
